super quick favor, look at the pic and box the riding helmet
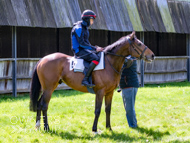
[81,10,96,20]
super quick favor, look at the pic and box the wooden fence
[0,56,188,94]
[0,58,69,94]
[138,56,188,84]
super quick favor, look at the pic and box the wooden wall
[0,27,12,58]
[144,32,186,56]
[0,57,188,94]
[0,26,187,58]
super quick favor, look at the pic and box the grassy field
[0,81,190,143]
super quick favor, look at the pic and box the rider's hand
[96,46,104,52]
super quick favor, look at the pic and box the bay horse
[30,31,154,132]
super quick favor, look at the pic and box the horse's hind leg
[35,96,43,130]
[35,110,41,130]
[37,90,53,131]
[42,90,53,131]
[105,91,114,131]
[43,110,49,131]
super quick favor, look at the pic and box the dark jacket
[71,20,96,54]
[119,57,139,88]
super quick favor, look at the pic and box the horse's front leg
[92,91,104,132]
[105,91,113,131]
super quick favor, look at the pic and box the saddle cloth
[69,52,104,72]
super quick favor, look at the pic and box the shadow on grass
[134,126,170,140]
[45,129,143,142]
[42,127,190,142]
[45,126,171,142]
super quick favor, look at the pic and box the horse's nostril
[152,54,155,59]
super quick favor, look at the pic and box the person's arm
[74,28,96,50]
[74,27,103,52]
[124,56,134,68]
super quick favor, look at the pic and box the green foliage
[0,82,190,142]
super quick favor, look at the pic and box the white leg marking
[35,120,40,130]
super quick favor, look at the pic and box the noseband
[128,38,147,60]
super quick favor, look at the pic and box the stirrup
[82,81,95,88]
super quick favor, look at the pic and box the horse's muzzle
[145,54,155,63]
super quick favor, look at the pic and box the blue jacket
[71,20,96,54]
[119,57,139,88]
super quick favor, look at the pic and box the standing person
[71,9,103,87]
[119,56,139,128]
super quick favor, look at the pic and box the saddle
[69,52,104,72]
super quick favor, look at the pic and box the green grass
[0,81,190,143]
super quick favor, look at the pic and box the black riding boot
[82,62,97,87]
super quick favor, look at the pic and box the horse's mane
[104,36,129,53]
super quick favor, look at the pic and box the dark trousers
[75,47,100,62]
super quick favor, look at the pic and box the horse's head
[104,31,155,63]
[127,31,155,62]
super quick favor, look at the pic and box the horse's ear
[130,31,136,40]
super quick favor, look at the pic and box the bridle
[105,36,148,74]
[128,38,148,60]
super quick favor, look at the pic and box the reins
[105,55,121,74]
[105,51,126,57]
[74,51,97,59]
[105,37,148,74]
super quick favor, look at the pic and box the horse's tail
[30,62,41,112]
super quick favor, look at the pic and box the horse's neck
[106,54,125,73]
[105,42,129,73]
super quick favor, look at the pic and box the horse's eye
[138,43,142,46]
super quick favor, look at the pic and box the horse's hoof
[35,126,40,130]
[92,128,97,132]
[93,130,102,135]
[117,89,121,92]
[44,125,50,131]
[93,131,98,135]
[35,120,40,130]
[106,126,112,131]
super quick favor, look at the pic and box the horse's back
[40,52,71,64]
[42,52,70,61]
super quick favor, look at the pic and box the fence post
[187,34,190,82]
[140,32,144,87]
[12,26,17,97]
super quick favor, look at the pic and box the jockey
[71,10,103,87]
